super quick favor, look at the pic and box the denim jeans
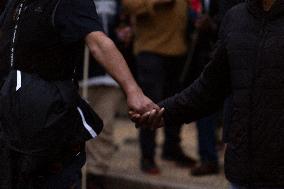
[196,113,218,164]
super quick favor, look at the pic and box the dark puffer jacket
[160,0,284,187]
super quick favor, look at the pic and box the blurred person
[122,0,196,174]
[185,0,221,176]
[115,13,137,77]
[0,0,159,188]
[132,0,284,188]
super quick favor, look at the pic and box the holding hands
[129,108,165,130]
[126,89,165,129]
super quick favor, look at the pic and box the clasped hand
[126,88,165,129]
[129,108,165,130]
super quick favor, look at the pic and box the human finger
[150,108,165,129]
[134,111,151,126]
[147,109,157,125]
[128,111,141,122]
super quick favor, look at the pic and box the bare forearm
[85,31,159,114]
[86,31,140,96]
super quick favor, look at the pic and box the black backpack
[0,70,103,154]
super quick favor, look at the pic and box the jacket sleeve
[159,40,231,126]
[122,0,155,16]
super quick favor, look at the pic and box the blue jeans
[196,114,218,164]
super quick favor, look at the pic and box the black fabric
[0,0,16,81]
[0,70,103,154]
[0,143,85,189]
[54,0,103,43]
[0,0,103,81]
[77,97,104,139]
[160,0,284,187]
[0,0,104,188]
[218,0,245,19]
[0,0,6,13]
[0,0,10,22]
[220,0,245,143]
[0,69,103,189]
[0,0,103,142]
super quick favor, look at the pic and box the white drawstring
[77,107,97,138]
[16,70,21,91]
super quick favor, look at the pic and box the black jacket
[160,0,284,187]
[219,0,245,19]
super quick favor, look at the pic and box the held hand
[129,108,165,130]
[126,88,160,115]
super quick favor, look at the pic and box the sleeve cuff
[158,100,183,127]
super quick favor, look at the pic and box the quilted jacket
[160,0,284,187]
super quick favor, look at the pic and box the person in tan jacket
[123,0,196,174]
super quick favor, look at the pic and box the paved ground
[99,118,229,189]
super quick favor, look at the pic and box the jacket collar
[247,0,284,19]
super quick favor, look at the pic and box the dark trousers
[196,114,218,164]
[44,153,84,189]
[136,52,186,160]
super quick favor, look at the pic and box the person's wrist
[124,84,142,98]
